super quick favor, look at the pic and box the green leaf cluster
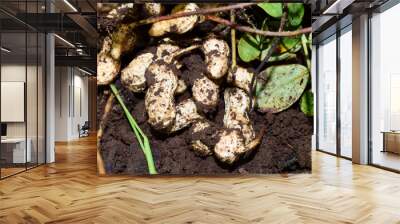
[236,3,313,116]
[238,3,305,64]
[257,3,304,27]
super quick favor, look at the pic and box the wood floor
[1,167,26,178]
[0,136,400,224]
[373,151,400,171]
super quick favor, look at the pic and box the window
[317,35,337,154]
[0,1,47,179]
[316,25,353,159]
[370,3,400,171]
[339,26,352,158]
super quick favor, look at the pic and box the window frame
[315,23,353,161]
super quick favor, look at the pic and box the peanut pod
[149,3,199,37]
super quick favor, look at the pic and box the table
[381,131,400,154]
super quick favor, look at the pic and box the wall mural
[97,2,313,175]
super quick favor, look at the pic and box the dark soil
[98,80,313,175]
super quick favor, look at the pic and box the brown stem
[128,3,310,38]
[97,94,114,175]
[230,10,237,69]
[134,3,258,27]
[206,15,311,37]
[165,45,201,63]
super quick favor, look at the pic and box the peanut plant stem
[166,45,201,63]
[301,34,311,71]
[206,15,311,37]
[230,10,237,69]
[126,3,311,38]
[134,3,257,26]
[110,84,157,175]
[97,94,114,175]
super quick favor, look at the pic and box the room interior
[0,30,46,178]
[313,0,400,172]
[0,0,96,179]
[314,1,400,171]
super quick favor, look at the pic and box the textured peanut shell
[202,38,230,79]
[97,37,120,85]
[190,119,213,157]
[121,52,154,92]
[145,62,178,131]
[213,88,257,164]
[149,3,199,37]
[144,3,164,16]
[214,129,245,164]
[121,44,180,93]
[110,24,136,59]
[192,76,219,112]
[170,99,200,132]
[227,66,254,93]
[223,88,255,143]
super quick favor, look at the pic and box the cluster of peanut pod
[98,3,262,164]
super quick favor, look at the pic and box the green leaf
[255,64,309,113]
[282,36,301,51]
[287,3,304,27]
[288,3,304,13]
[300,90,314,117]
[258,3,283,18]
[238,34,261,62]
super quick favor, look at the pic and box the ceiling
[0,0,96,14]
[312,0,391,43]
[0,0,96,73]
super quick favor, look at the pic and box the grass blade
[110,84,158,175]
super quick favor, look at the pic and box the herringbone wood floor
[0,136,400,224]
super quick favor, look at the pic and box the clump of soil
[99,80,312,175]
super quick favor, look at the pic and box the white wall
[55,66,69,141]
[1,65,38,138]
[1,65,26,138]
[71,73,89,138]
[54,66,89,141]
[1,63,46,164]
